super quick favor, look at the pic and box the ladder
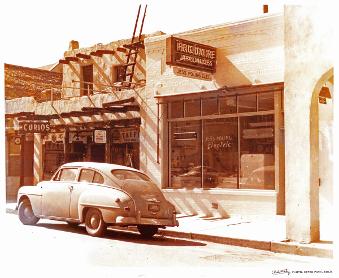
[120,4,147,87]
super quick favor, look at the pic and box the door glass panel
[238,94,257,113]
[170,120,202,188]
[240,115,275,189]
[203,118,238,188]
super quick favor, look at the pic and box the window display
[168,91,277,190]
[170,121,201,188]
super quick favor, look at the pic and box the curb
[6,207,332,258]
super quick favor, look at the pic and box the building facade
[5,6,334,243]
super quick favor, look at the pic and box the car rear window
[111,169,150,182]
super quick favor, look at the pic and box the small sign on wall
[94,130,106,144]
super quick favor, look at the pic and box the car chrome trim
[79,203,121,210]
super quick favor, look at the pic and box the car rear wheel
[137,225,158,238]
[18,199,39,225]
[85,208,106,237]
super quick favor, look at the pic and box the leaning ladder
[121,4,147,86]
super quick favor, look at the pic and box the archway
[310,68,333,241]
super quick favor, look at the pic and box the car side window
[79,169,95,183]
[79,169,104,184]
[58,168,78,182]
[93,172,104,184]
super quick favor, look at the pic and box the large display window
[168,90,278,190]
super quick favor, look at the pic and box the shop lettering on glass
[19,121,50,133]
[205,135,233,151]
[166,37,216,73]
[113,128,139,143]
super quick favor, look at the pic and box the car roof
[62,162,142,174]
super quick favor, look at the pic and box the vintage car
[17,162,179,238]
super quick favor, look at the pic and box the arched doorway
[310,68,333,241]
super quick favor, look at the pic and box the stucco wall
[144,14,284,97]
[284,5,334,242]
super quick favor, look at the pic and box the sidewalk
[6,202,333,258]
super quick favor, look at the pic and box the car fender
[17,185,43,216]
[78,186,135,223]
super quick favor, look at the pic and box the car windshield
[111,169,151,182]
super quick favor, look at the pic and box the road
[2,213,334,278]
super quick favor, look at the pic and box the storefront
[165,85,282,191]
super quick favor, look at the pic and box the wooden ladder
[121,4,147,87]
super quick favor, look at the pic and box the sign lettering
[19,121,50,133]
[166,37,216,73]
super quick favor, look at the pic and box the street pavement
[4,201,333,259]
[2,212,335,278]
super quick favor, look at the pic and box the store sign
[69,132,89,144]
[173,67,212,81]
[166,36,216,73]
[94,130,106,144]
[43,133,65,144]
[19,121,50,133]
[112,128,139,143]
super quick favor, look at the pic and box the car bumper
[115,216,179,227]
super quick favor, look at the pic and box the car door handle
[68,185,74,191]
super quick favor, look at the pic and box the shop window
[81,65,93,96]
[238,94,257,113]
[258,92,274,111]
[7,136,21,176]
[220,96,237,114]
[203,118,238,189]
[170,101,183,119]
[170,121,202,189]
[184,99,201,117]
[239,115,275,190]
[202,97,218,116]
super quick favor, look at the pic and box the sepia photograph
[1,0,336,277]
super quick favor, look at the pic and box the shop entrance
[111,127,140,169]
[316,72,333,241]
[91,144,105,162]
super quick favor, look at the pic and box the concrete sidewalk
[5,202,333,258]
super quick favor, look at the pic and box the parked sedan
[17,162,179,238]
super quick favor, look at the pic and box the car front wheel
[18,199,39,225]
[85,208,106,237]
[137,225,158,238]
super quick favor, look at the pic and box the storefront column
[284,5,333,243]
[64,129,70,163]
[105,128,111,163]
[33,133,43,185]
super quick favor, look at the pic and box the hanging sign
[19,121,50,133]
[94,130,106,144]
[173,67,212,81]
[166,36,216,73]
[112,127,139,143]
